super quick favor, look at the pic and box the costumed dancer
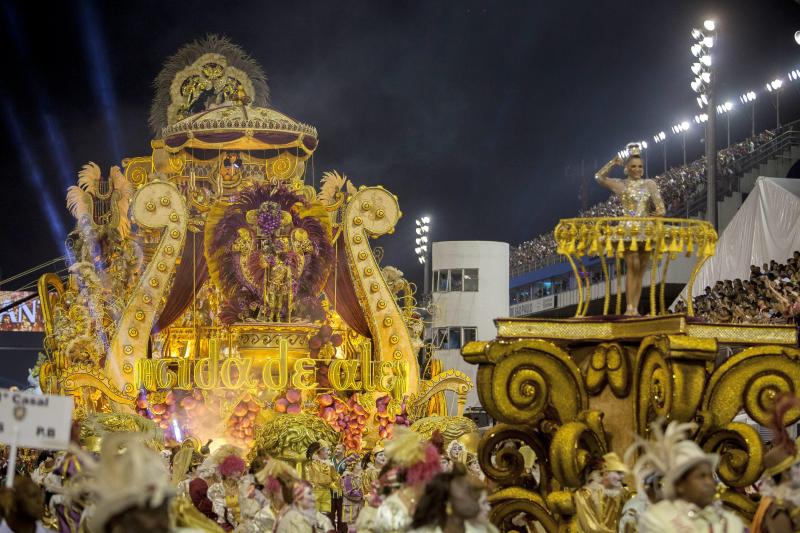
[360,445,385,504]
[407,463,498,533]
[369,427,442,533]
[331,444,347,531]
[274,481,335,533]
[306,442,340,521]
[341,454,363,532]
[64,432,221,533]
[206,446,248,530]
[638,421,745,532]
[619,421,667,533]
[594,146,666,316]
[235,457,299,533]
[570,452,631,533]
[751,393,800,532]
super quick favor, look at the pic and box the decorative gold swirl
[488,487,558,533]
[633,337,673,435]
[123,156,152,187]
[478,423,551,492]
[106,181,188,402]
[702,345,800,427]
[549,420,607,488]
[699,422,764,487]
[342,186,419,395]
[481,339,585,426]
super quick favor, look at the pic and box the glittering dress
[618,179,666,240]
[621,178,666,217]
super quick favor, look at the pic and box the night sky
[1,0,799,288]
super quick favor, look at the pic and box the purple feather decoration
[210,183,333,324]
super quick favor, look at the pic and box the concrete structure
[430,241,509,411]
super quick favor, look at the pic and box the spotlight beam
[78,0,123,162]
[2,99,68,250]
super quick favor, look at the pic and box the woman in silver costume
[595,152,666,316]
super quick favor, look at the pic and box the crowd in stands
[674,251,800,324]
[510,130,776,276]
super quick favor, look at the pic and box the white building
[430,241,509,411]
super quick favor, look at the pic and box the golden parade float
[465,196,800,529]
[34,36,473,456]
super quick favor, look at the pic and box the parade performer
[331,443,347,531]
[751,393,800,532]
[341,454,364,530]
[637,421,745,533]
[235,458,298,533]
[571,452,632,533]
[369,427,442,533]
[274,481,335,533]
[595,147,666,315]
[407,464,497,533]
[207,446,248,529]
[306,442,340,517]
[64,433,175,532]
[361,445,386,502]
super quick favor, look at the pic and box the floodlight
[703,20,716,32]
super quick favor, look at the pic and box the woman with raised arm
[595,150,666,316]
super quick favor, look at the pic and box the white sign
[0,389,74,450]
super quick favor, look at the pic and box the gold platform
[488,315,797,346]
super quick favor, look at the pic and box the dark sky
[1,0,800,287]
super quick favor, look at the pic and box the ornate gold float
[464,313,800,530]
[34,36,471,453]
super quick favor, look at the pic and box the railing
[734,120,800,175]
[554,216,717,316]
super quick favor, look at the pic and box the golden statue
[595,144,666,315]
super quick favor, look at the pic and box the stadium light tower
[653,131,667,173]
[715,101,734,147]
[671,121,691,165]
[691,18,717,229]
[414,216,431,295]
[766,79,783,127]
[739,91,757,137]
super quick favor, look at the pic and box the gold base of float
[463,315,800,531]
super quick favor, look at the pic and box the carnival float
[34,36,474,457]
[464,148,800,530]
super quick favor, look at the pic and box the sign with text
[0,291,44,332]
[0,390,74,450]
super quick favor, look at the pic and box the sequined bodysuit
[620,179,653,217]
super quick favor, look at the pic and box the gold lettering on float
[261,340,289,389]
[134,336,404,397]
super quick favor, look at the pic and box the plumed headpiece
[254,457,299,486]
[384,427,425,468]
[66,433,175,532]
[384,427,441,485]
[625,420,717,500]
[149,34,269,134]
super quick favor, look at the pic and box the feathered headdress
[763,393,800,478]
[65,433,175,532]
[625,420,717,499]
[149,35,269,134]
[384,427,441,486]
